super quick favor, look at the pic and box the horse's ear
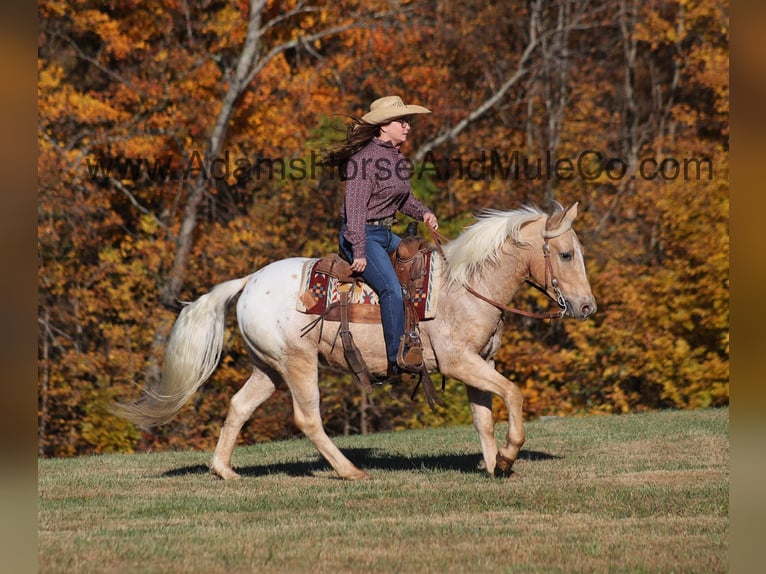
[545,202,579,238]
[564,202,579,224]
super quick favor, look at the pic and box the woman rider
[323,95,439,382]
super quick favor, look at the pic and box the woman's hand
[423,212,439,231]
[350,258,367,273]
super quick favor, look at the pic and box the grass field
[38,408,728,573]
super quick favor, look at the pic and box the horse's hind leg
[210,368,276,480]
[286,358,369,481]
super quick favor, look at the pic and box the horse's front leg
[466,384,498,474]
[449,354,525,477]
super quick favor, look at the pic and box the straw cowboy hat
[361,95,431,125]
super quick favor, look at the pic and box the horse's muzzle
[566,296,597,320]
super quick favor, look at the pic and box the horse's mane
[443,205,548,286]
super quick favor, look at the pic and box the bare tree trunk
[160,2,368,307]
[412,16,540,165]
[412,1,594,167]
[160,0,267,308]
[145,4,393,386]
[540,0,572,204]
[596,0,643,232]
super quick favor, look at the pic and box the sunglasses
[391,117,412,127]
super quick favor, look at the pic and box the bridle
[428,219,568,320]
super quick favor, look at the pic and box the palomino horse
[114,203,596,479]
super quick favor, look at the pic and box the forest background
[37,0,729,457]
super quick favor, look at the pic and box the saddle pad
[297,251,442,323]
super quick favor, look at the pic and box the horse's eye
[560,251,573,262]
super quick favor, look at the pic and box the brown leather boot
[372,364,413,386]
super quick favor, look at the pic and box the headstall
[429,220,568,320]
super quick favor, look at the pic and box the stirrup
[396,335,424,373]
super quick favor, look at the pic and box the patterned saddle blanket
[296,250,443,324]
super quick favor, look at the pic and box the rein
[428,222,567,320]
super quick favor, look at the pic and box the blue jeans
[339,225,403,367]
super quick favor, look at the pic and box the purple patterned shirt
[341,138,431,259]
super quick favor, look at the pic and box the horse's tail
[112,274,253,428]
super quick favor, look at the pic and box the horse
[113,203,596,480]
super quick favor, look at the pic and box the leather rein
[428,220,567,320]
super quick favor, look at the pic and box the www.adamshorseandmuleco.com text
[84,149,715,184]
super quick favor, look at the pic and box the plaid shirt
[341,138,431,259]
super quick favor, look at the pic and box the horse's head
[528,203,596,320]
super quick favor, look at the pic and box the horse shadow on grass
[162,448,562,479]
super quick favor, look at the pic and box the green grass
[38,408,728,573]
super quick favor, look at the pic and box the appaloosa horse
[114,203,596,479]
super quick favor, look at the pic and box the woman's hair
[319,114,381,167]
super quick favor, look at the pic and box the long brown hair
[319,114,381,168]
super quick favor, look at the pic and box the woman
[323,95,439,382]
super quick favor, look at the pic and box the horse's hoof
[344,469,370,481]
[210,466,242,480]
[494,453,515,478]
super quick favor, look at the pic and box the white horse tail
[112,274,253,428]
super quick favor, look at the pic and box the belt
[366,216,397,228]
